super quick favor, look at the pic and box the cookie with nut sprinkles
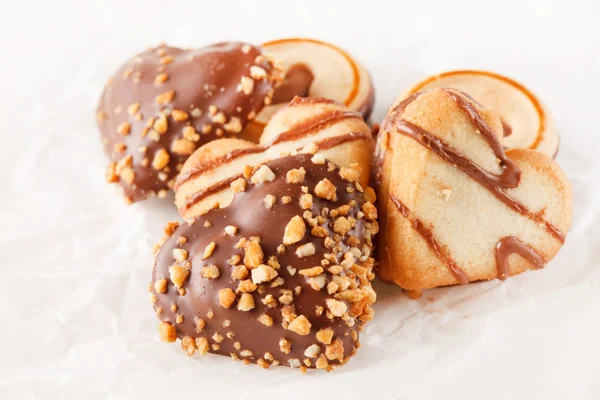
[150,153,378,370]
[97,42,281,203]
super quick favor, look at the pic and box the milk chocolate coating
[151,154,376,369]
[97,42,277,203]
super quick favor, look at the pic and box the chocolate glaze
[178,132,372,214]
[495,236,545,280]
[272,64,314,104]
[390,195,469,285]
[174,97,363,189]
[152,154,376,368]
[97,42,277,203]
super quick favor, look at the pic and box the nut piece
[219,288,236,308]
[264,194,276,208]
[169,265,190,289]
[171,139,196,155]
[237,293,255,311]
[202,242,216,259]
[287,315,311,336]
[299,266,323,277]
[283,216,306,245]
[304,344,321,358]
[295,243,316,258]
[362,202,377,220]
[251,264,278,284]
[286,167,306,184]
[326,299,347,317]
[251,165,276,185]
[258,314,274,327]
[158,321,177,342]
[339,165,361,182]
[154,278,167,293]
[237,76,254,95]
[314,178,337,201]
[325,338,344,361]
[230,178,247,193]
[173,248,188,262]
[299,193,313,210]
[244,241,264,268]
[195,337,209,356]
[201,264,220,279]
[181,336,196,356]
[152,149,170,170]
[333,217,352,236]
[316,328,334,345]
[279,338,292,354]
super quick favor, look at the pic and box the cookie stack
[96,38,573,371]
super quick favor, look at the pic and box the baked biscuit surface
[377,89,572,290]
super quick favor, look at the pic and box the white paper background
[1,0,599,399]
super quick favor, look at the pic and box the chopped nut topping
[279,338,292,354]
[264,194,276,208]
[308,275,326,290]
[223,117,242,133]
[181,336,196,356]
[212,112,226,124]
[160,55,174,65]
[241,44,252,54]
[325,338,344,361]
[251,165,276,185]
[171,139,196,155]
[262,294,278,308]
[251,264,278,284]
[117,122,131,135]
[155,90,175,105]
[316,328,334,344]
[299,266,323,277]
[315,354,329,369]
[176,314,183,324]
[237,293,255,311]
[334,217,352,236]
[212,332,224,343]
[173,248,188,262]
[153,115,168,134]
[195,317,206,333]
[152,149,170,170]
[311,226,328,238]
[362,202,377,220]
[154,278,167,293]
[287,266,297,276]
[295,243,316,258]
[195,337,209,355]
[326,299,347,317]
[327,281,339,294]
[258,314,273,327]
[278,290,294,305]
[314,178,337,201]
[202,242,216,259]
[288,315,311,335]
[237,76,254,95]
[182,126,200,142]
[224,225,238,236]
[158,321,177,342]
[283,215,306,245]
[311,154,326,164]
[106,163,118,183]
[171,109,189,122]
[244,241,264,268]
[284,166,306,184]
[237,279,257,293]
[230,178,247,193]
[120,167,135,184]
[250,65,267,80]
[169,265,190,289]
[219,288,236,308]
[201,264,220,279]
[127,103,140,115]
[154,73,168,85]
[304,344,321,358]
[231,265,248,280]
[299,193,313,210]
[339,165,361,182]
[240,350,253,357]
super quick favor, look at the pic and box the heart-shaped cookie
[96,42,281,204]
[240,38,375,142]
[404,70,559,158]
[375,88,572,290]
[174,96,375,219]
[150,154,377,370]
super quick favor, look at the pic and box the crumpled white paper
[1,1,599,399]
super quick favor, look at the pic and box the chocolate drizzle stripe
[390,195,470,285]
[179,132,370,212]
[495,236,545,280]
[175,109,362,189]
[179,174,242,213]
[269,110,362,145]
[389,89,565,243]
